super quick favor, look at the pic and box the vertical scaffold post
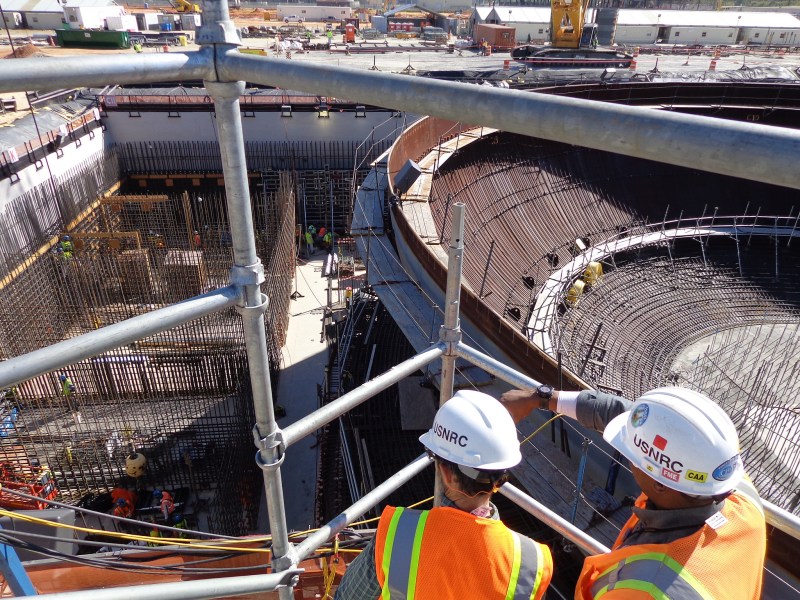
[201,1,295,595]
[434,202,465,506]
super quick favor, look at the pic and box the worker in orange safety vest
[501,386,766,600]
[111,487,137,519]
[335,390,553,599]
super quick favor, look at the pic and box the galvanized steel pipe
[219,52,800,190]
[0,51,211,93]
[500,483,611,556]
[0,286,239,390]
[29,569,303,600]
[282,344,446,447]
[293,455,432,562]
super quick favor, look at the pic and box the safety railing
[2,0,800,597]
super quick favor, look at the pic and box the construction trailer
[63,5,126,30]
[474,23,516,50]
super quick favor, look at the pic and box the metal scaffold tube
[0,51,211,93]
[218,51,800,191]
[434,202,465,506]
[499,483,611,556]
[293,455,432,562]
[0,287,240,389]
[205,77,294,596]
[282,344,446,447]
[28,569,304,600]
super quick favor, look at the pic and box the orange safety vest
[575,491,765,600]
[374,506,552,600]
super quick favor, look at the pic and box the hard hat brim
[419,430,521,470]
[602,411,638,465]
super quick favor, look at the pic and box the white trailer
[63,5,126,30]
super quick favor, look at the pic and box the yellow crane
[169,0,201,14]
[550,0,595,48]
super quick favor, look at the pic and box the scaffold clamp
[253,424,286,471]
[230,261,266,287]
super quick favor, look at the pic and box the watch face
[538,385,553,398]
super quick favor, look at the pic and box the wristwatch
[536,384,553,410]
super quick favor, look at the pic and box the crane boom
[550,0,592,48]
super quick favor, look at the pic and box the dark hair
[438,458,508,497]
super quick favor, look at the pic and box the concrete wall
[0,128,110,209]
[102,109,400,144]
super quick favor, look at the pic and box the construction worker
[193,230,202,249]
[111,486,137,519]
[154,489,175,521]
[59,374,82,426]
[171,513,189,538]
[335,390,553,599]
[304,228,315,257]
[133,41,143,53]
[58,235,73,259]
[500,386,766,600]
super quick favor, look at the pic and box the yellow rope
[520,412,563,445]
[0,508,271,553]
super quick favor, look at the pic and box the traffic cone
[633,46,640,57]
[713,46,721,59]
[709,59,717,71]
[629,57,637,70]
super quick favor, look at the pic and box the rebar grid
[0,158,296,534]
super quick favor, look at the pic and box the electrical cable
[0,487,242,539]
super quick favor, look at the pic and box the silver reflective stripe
[592,556,707,600]
[513,535,540,600]
[387,509,424,599]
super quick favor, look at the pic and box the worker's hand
[499,389,538,424]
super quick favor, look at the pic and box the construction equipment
[510,0,633,68]
[550,0,595,48]
[168,0,201,14]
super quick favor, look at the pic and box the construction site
[0,122,379,534]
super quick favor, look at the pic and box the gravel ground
[4,20,800,76]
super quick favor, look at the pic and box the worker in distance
[335,389,553,599]
[501,385,766,600]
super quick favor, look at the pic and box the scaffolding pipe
[434,202,465,505]
[29,569,303,600]
[282,344,446,447]
[455,342,546,391]
[218,52,800,191]
[499,483,610,556]
[293,455,432,561]
[0,286,240,389]
[438,203,465,403]
[205,78,291,597]
[0,51,211,92]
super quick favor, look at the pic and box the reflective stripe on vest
[507,531,546,600]
[381,507,428,599]
[380,507,543,600]
[591,552,713,600]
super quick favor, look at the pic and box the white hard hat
[603,387,743,496]
[419,390,521,472]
